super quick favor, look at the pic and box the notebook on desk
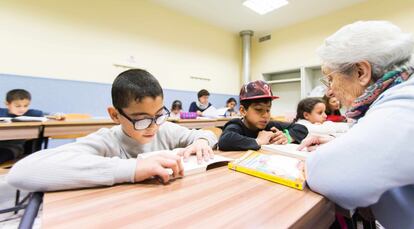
[11,116,48,122]
[0,117,12,123]
[139,149,232,176]
[228,150,305,190]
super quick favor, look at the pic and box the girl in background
[170,100,182,118]
[294,97,349,137]
[323,95,346,122]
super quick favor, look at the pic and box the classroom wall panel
[0,73,238,117]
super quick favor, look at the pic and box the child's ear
[107,107,121,124]
[303,112,311,120]
[239,105,247,116]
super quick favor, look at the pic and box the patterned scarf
[346,65,414,120]
[196,101,209,110]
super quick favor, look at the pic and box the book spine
[228,162,304,190]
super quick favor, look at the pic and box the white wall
[252,0,414,78]
[0,0,241,95]
[251,0,414,115]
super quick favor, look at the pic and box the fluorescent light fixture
[243,0,288,15]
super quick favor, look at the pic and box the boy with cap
[218,80,308,151]
[7,69,217,191]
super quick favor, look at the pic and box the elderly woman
[301,21,414,228]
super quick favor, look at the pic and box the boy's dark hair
[6,89,31,103]
[322,95,341,116]
[240,98,272,110]
[226,97,237,105]
[294,97,324,122]
[197,89,210,98]
[111,69,163,109]
[171,100,182,110]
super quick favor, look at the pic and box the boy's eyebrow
[129,107,164,116]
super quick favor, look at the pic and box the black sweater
[218,118,308,151]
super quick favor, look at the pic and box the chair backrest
[63,113,92,120]
[201,127,222,139]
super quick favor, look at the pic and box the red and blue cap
[239,80,279,101]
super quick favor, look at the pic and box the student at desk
[0,89,44,164]
[218,80,308,151]
[293,97,349,137]
[7,69,217,191]
[189,89,212,116]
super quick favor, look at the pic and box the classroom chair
[201,127,222,139]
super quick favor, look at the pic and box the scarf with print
[346,65,414,120]
[196,101,209,110]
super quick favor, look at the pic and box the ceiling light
[243,0,288,15]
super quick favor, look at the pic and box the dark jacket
[218,118,308,151]
[188,102,212,112]
[0,108,43,117]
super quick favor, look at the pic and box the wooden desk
[42,119,116,138]
[168,119,217,129]
[215,117,234,128]
[0,122,42,141]
[42,151,334,228]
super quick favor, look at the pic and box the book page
[11,116,48,122]
[201,106,220,118]
[261,144,309,160]
[236,151,305,181]
[139,149,231,176]
[0,117,12,123]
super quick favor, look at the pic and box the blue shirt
[306,76,414,228]
[0,108,43,117]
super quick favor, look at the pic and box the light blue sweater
[306,76,414,228]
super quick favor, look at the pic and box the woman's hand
[297,135,334,152]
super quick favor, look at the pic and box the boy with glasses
[7,69,217,191]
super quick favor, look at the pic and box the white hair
[317,20,414,79]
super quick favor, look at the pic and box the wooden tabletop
[0,122,42,140]
[42,151,334,228]
[42,119,115,126]
[42,119,116,137]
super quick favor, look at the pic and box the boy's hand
[256,130,277,146]
[297,135,334,152]
[196,111,203,116]
[269,127,288,145]
[134,152,183,184]
[177,139,214,164]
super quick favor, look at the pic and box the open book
[11,116,48,122]
[201,106,221,118]
[228,150,305,190]
[0,117,12,123]
[261,143,309,160]
[139,149,232,176]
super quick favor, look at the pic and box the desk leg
[18,192,43,229]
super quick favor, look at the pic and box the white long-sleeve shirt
[296,119,349,137]
[7,122,217,192]
[306,76,414,228]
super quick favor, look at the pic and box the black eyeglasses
[117,106,170,130]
